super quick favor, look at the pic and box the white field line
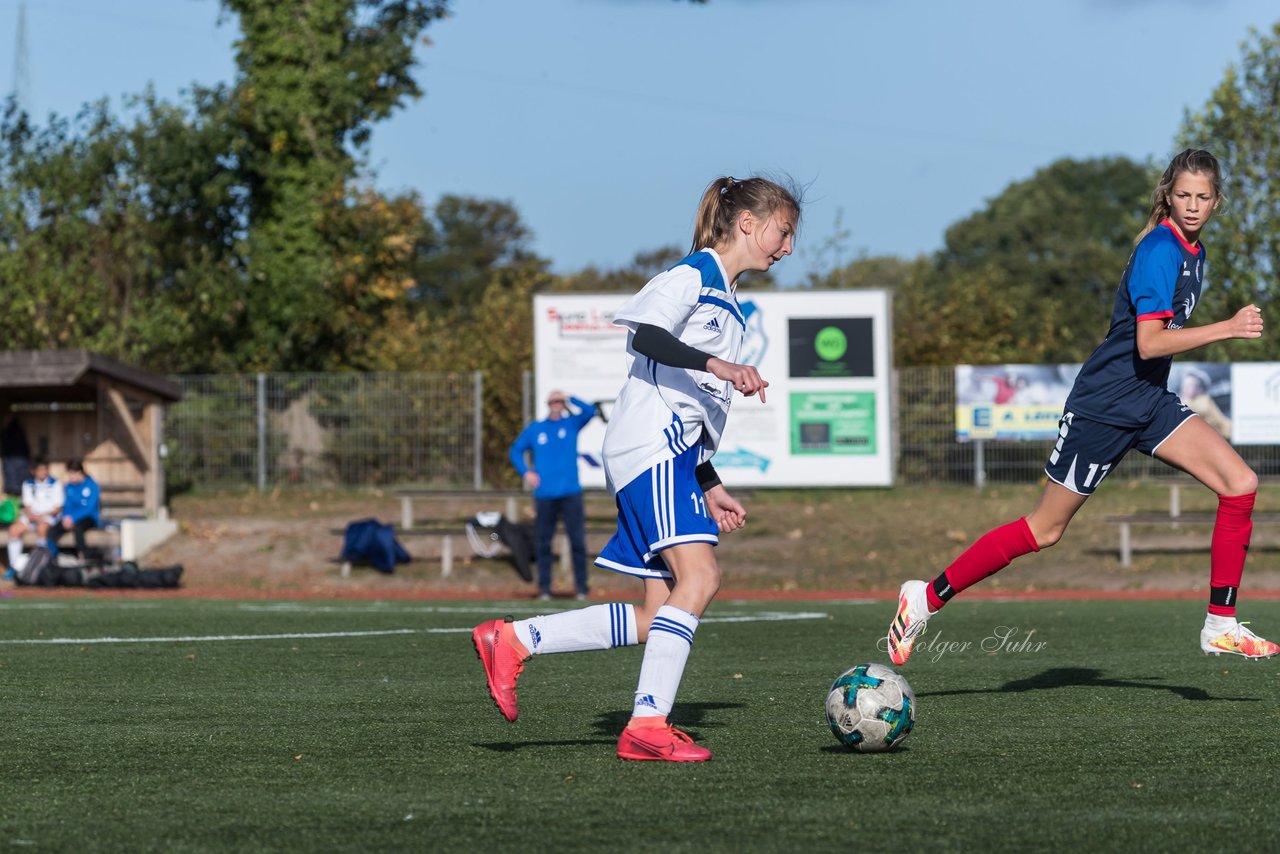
[0,629,419,645]
[0,611,828,645]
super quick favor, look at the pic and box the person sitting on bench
[8,457,63,568]
[57,459,101,561]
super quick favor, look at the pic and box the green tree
[410,195,545,307]
[220,0,449,370]
[0,2,457,373]
[419,268,552,484]
[900,156,1154,365]
[1179,21,1280,361]
[0,94,241,371]
[551,246,684,294]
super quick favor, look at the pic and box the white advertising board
[532,290,894,489]
[1230,362,1280,445]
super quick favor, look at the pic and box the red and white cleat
[886,579,934,666]
[1201,621,1279,659]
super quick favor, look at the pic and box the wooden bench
[392,489,528,530]
[334,522,616,578]
[1153,475,1280,518]
[1105,512,1280,567]
[392,488,619,530]
[17,525,121,567]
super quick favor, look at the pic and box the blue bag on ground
[341,518,411,573]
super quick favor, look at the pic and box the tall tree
[552,246,684,294]
[0,94,241,371]
[220,0,449,369]
[1179,21,1280,361]
[410,195,545,307]
[898,156,1153,365]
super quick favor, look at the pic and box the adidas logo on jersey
[702,317,722,333]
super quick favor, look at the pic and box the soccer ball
[825,663,916,753]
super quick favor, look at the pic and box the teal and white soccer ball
[825,663,916,753]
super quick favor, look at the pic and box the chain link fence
[166,372,483,491]
[896,366,1280,485]
[164,367,1280,490]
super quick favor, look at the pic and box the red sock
[926,518,1040,611]
[1208,492,1255,617]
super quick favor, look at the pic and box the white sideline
[0,610,829,645]
[0,629,419,645]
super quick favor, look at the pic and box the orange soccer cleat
[616,721,712,762]
[472,618,530,722]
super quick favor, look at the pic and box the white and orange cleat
[886,580,935,666]
[1200,620,1279,659]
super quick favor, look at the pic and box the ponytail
[689,175,802,255]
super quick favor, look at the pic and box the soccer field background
[2,597,1277,852]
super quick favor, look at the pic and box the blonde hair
[1136,148,1224,244]
[690,175,802,255]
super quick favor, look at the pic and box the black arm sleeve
[695,461,722,492]
[632,323,713,371]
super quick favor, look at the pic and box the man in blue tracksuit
[509,391,597,600]
[58,459,100,560]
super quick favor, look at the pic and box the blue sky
[2,0,1276,285]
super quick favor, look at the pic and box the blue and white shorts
[1045,394,1196,496]
[594,444,719,579]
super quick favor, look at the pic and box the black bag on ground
[15,545,55,587]
[464,513,535,582]
[83,562,183,589]
[495,518,536,583]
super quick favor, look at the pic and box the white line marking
[0,629,419,645]
[0,611,829,645]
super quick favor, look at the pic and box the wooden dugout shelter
[0,350,182,517]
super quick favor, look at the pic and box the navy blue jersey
[1065,222,1206,427]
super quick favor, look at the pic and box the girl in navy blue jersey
[888,148,1274,664]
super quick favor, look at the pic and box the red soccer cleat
[472,618,529,722]
[616,722,712,762]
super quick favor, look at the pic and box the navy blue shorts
[594,444,719,579]
[1045,394,1196,496]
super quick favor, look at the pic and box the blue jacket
[63,476,100,526]
[508,397,597,499]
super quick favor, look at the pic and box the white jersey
[602,248,745,493]
[22,475,64,517]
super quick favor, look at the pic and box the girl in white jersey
[473,175,801,762]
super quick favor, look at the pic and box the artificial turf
[0,597,1277,852]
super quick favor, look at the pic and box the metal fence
[166,372,483,490]
[164,367,1280,490]
[896,365,1280,485]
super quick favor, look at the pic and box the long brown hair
[1135,148,1224,244]
[690,175,802,255]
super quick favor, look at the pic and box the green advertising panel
[790,391,877,455]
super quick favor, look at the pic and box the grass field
[2,596,1278,852]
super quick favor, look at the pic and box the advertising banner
[1230,362,1280,445]
[954,365,1077,441]
[532,290,893,489]
[956,361,1240,442]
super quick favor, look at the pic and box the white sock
[1204,613,1237,633]
[512,603,636,655]
[7,539,21,568]
[632,605,700,719]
